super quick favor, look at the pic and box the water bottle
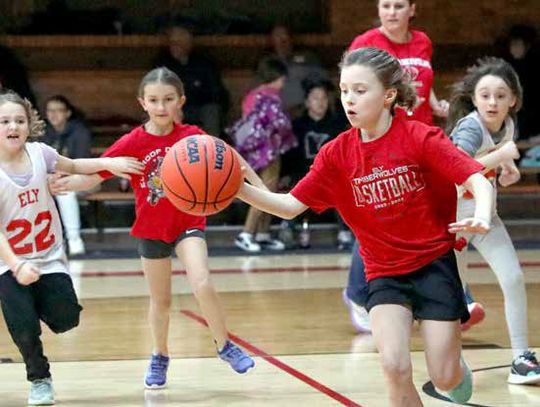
[278,220,295,248]
[298,218,311,249]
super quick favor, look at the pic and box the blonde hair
[0,90,45,138]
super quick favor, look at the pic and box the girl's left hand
[107,157,145,179]
[448,217,490,234]
[433,99,450,118]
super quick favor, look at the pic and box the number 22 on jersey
[7,211,56,255]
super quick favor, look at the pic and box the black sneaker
[508,351,540,384]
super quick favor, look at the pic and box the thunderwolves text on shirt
[351,165,425,209]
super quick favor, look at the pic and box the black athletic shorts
[366,250,470,323]
[137,229,206,259]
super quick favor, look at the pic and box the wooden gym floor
[1,249,540,406]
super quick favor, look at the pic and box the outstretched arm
[448,173,493,234]
[236,182,307,219]
[49,173,104,194]
[234,152,269,191]
[55,156,144,179]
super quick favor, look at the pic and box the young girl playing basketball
[0,90,143,405]
[447,57,540,384]
[53,67,256,389]
[236,47,495,406]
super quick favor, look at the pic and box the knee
[48,305,81,334]
[191,276,212,296]
[431,363,462,391]
[380,353,412,383]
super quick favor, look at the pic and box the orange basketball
[160,134,242,216]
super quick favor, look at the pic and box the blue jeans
[345,240,475,307]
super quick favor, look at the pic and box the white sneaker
[342,289,371,333]
[28,377,55,405]
[68,237,86,256]
[255,233,285,251]
[235,233,261,253]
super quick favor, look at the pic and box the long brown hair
[340,47,417,114]
[446,57,523,134]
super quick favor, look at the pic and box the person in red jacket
[236,47,494,406]
[53,67,256,389]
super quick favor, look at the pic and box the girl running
[447,57,540,384]
[53,67,256,389]
[0,90,142,405]
[236,47,495,406]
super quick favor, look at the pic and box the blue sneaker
[218,340,255,374]
[446,358,473,404]
[144,354,169,389]
[28,377,55,405]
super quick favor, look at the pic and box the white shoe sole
[508,373,540,385]
[144,381,167,390]
[28,399,55,406]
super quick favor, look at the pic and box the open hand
[448,217,490,234]
[107,157,145,179]
[432,99,449,118]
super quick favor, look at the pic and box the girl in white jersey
[0,90,143,405]
[447,57,540,385]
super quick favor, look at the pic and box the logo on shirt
[304,131,331,160]
[351,165,425,210]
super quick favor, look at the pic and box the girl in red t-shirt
[54,68,256,388]
[237,48,494,406]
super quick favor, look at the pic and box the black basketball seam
[203,139,209,214]
[213,144,236,211]
[173,148,197,211]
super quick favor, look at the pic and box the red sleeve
[96,133,133,179]
[348,32,371,51]
[419,126,484,185]
[290,143,338,213]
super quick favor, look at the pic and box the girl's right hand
[14,262,41,285]
[106,157,145,179]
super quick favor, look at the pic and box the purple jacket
[228,92,297,171]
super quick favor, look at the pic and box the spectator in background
[44,95,92,256]
[229,56,297,253]
[0,45,36,105]
[503,24,540,141]
[264,24,328,117]
[154,24,229,137]
[282,78,352,249]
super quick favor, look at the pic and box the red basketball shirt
[349,28,435,125]
[291,117,483,281]
[98,123,206,242]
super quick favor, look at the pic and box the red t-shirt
[98,123,206,242]
[349,28,434,125]
[291,117,483,281]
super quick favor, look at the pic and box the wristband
[12,260,27,277]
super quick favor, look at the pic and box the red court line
[180,309,363,407]
[75,261,540,278]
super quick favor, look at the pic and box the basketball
[160,134,242,216]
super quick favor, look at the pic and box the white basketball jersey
[457,111,515,218]
[0,142,67,275]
